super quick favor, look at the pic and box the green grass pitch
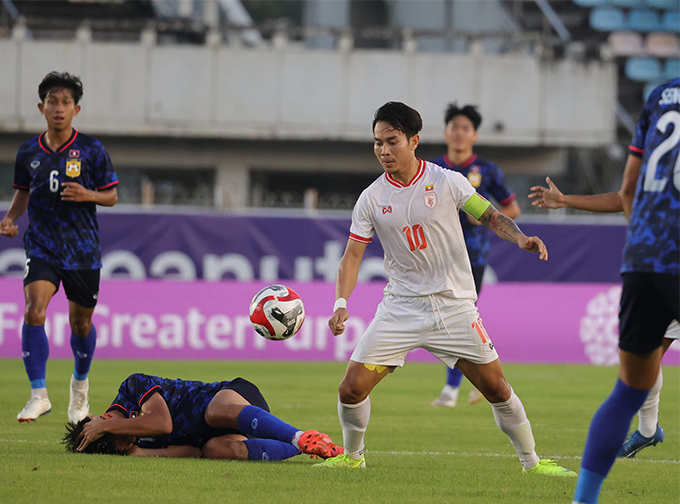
[0,359,678,504]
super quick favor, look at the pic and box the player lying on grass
[63,373,343,461]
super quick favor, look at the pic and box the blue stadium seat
[644,0,679,10]
[665,58,679,79]
[574,0,610,6]
[661,11,680,33]
[629,9,662,32]
[610,0,646,8]
[625,56,662,80]
[590,7,627,31]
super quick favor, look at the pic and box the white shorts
[350,294,499,368]
[665,319,680,340]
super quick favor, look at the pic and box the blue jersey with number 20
[622,78,680,276]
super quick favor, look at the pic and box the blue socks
[573,379,649,504]
[236,405,300,444]
[70,327,97,380]
[22,323,49,389]
[243,439,301,461]
[447,366,463,387]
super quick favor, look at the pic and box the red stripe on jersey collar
[443,153,477,168]
[38,129,79,154]
[385,159,426,188]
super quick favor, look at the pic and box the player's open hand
[329,308,349,336]
[61,182,93,202]
[77,415,107,452]
[528,177,565,209]
[517,235,548,261]
[0,217,18,238]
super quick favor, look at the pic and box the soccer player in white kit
[315,102,576,476]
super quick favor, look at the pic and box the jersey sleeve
[13,149,30,191]
[487,163,515,206]
[106,374,161,415]
[349,190,375,244]
[444,170,476,210]
[92,142,119,190]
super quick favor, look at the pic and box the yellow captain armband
[462,193,491,220]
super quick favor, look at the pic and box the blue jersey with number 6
[623,78,680,276]
[13,130,118,270]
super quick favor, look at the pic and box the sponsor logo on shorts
[251,418,259,429]
[22,351,30,358]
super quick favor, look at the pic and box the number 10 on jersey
[403,224,428,251]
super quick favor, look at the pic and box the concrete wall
[0,31,616,147]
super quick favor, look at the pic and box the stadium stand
[625,55,663,80]
[645,32,680,57]
[590,6,627,31]
[628,8,662,32]
[607,31,645,55]
[661,10,680,32]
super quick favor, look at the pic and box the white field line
[367,449,679,464]
[2,438,678,464]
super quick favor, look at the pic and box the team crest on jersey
[467,167,482,188]
[68,149,80,158]
[66,159,81,178]
[423,191,437,209]
[30,160,40,169]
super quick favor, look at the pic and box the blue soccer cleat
[617,425,665,458]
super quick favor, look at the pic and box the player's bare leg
[202,433,250,460]
[18,280,57,422]
[67,301,96,422]
[205,389,342,460]
[316,360,394,468]
[457,358,576,476]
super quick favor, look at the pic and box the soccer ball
[249,284,305,341]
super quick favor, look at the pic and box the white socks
[638,367,663,437]
[31,387,48,399]
[338,395,371,459]
[491,388,540,470]
[291,430,303,448]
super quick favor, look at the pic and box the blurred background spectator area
[0,0,675,214]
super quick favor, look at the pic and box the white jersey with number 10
[350,159,478,300]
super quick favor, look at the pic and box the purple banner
[0,211,626,283]
[1,279,677,365]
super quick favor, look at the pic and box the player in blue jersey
[430,103,521,408]
[63,373,344,462]
[0,72,118,423]
[549,80,677,504]
[529,174,679,460]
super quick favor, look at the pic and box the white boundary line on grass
[2,438,678,464]
[368,449,680,464]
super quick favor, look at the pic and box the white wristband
[333,298,347,312]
